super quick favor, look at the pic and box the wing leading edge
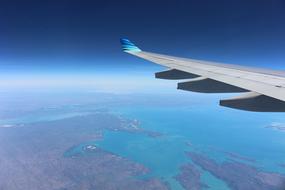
[120,38,285,112]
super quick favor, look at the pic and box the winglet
[120,38,141,52]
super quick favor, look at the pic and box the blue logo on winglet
[120,38,141,52]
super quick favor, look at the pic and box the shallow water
[96,104,285,189]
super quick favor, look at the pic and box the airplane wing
[120,38,285,112]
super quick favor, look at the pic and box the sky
[0,0,285,91]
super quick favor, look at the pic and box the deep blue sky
[1,0,285,74]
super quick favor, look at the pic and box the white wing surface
[120,38,285,112]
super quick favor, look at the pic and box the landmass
[266,123,285,132]
[207,146,256,163]
[185,141,193,147]
[175,163,209,190]
[0,112,169,190]
[118,116,163,138]
[223,151,256,163]
[187,151,285,190]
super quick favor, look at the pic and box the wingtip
[120,38,141,52]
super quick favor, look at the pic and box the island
[266,123,285,132]
[175,163,209,190]
[186,151,285,190]
[223,151,256,163]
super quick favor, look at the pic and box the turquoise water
[97,131,189,189]
[96,104,285,189]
